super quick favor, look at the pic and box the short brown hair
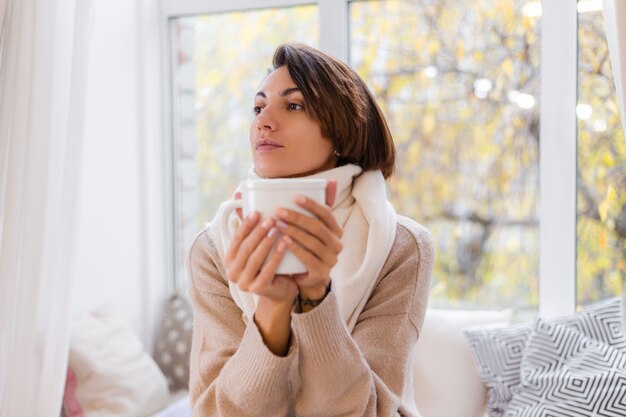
[272,43,396,178]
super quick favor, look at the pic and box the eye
[253,105,262,115]
[288,102,304,111]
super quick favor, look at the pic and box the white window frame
[539,0,577,317]
[161,0,579,316]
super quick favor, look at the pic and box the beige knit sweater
[187,216,434,417]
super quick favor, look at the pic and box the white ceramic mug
[221,178,327,275]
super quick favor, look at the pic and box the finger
[226,216,273,281]
[237,217,276,261]
[238,227,282,289]
[225,211,260,263]
[276,208,335,247]
[276,219,339,265]
[272,275,297,294]
[248,240,288,293]
[325,179,337,207]
[279,202,343,240]
[233,191,243,219]
[281,235,323,270]
[295,197,342,238]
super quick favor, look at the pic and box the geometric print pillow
[464,322,532,416]
[154,293,193,392]
[559,298,626,350]
[464,297,625,417]
[505,318,626,416]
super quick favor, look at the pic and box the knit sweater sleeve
[290,220,434,417]
[187,230,295,417]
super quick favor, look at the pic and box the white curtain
[603,0,626,138]
[0,0,92,416]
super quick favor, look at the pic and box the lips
[255,138,284,152]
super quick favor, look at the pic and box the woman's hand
[223,209,298,305]
[275,180,343,301]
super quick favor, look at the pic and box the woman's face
[250,66,336,178]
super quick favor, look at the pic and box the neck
[282,154,339,178]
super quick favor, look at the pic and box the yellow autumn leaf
[408,142,420,163]
[501,58,513,77]
[603,152,615,167]
[473,51,484,64]
[598,230,608,249]
[456,39,465,61]
[397,179,409,197]
[205,69,221,86]
[607,184,617,202]
[414,36,426,52]
[598,200,609,223]
[523,17,533,30]
[422,113,436,135]
[440,9,454,29]
[459,107,472,121]
[496,0,515,20]
[428,39,440,55]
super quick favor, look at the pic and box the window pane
[350,0,541,314]
[577,2,626,308]
[171,7,318,287]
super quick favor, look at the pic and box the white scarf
[208,164,397,331]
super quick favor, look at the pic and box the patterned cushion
[154,294,193,392]
[464,322,532,416]
[505,318,626,416]
[465,297,625,417]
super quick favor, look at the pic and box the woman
[188,43,434,417]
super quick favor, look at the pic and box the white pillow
[67,308,170,417]
[413,308,512,417]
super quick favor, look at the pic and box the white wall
[71,0,169,353]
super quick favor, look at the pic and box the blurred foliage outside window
[577,3,626,308]
[350,0,540,312]
[171,6,318,285]
[171,0,625,314]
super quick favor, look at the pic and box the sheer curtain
[0,0,92,416]
[603,0,626,138]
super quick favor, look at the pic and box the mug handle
[219,198,244,248]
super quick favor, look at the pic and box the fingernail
[277,241,286,252]
[295,196,306,204]
[247,211,259,221]
[276,220,288,230]
[261,218,273,229]
[276,208,288,218]
[283,235,293,244]
[267,227,280,238]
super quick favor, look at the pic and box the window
[350,0,540,313]
[165,0,623,315]
[577,2,626,308]
[169,5,318,285]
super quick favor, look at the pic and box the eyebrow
[255,87,301,99]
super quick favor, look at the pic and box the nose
[256,105,277,131]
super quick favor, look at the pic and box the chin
[254,158,331,179]
[253,164,286,179]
